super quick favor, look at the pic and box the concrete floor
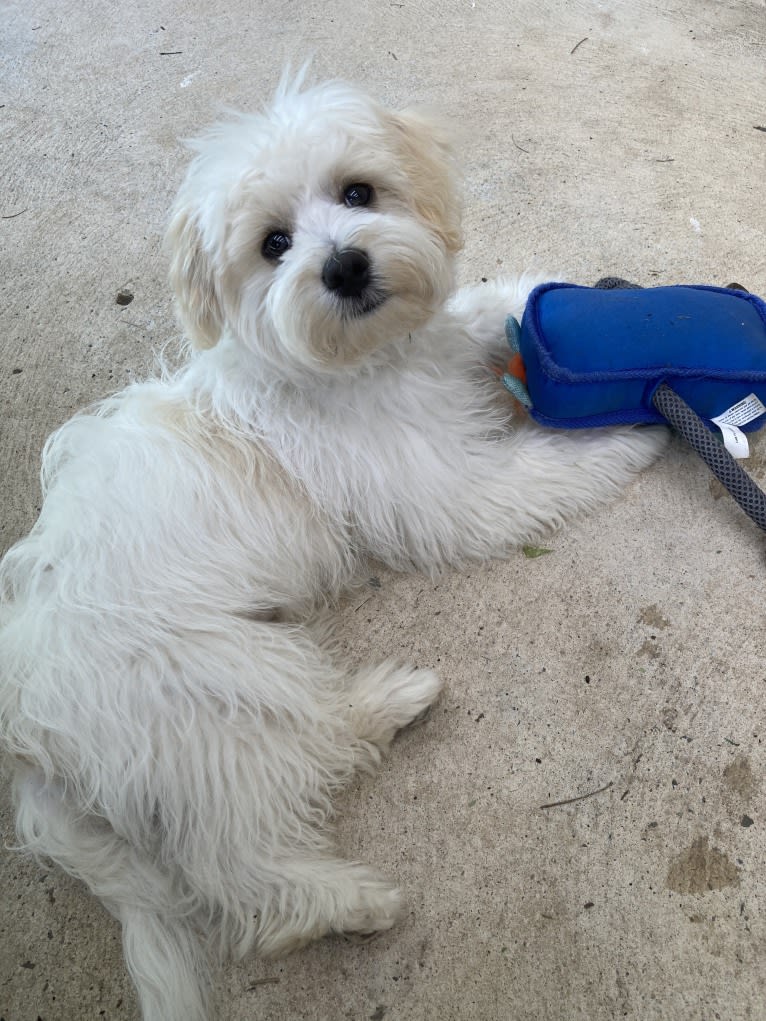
[2,1,766,1018]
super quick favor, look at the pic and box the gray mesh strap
[652,383,766,532]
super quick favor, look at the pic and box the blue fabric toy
[501,281,766,532]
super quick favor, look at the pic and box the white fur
[0,76,666,1020]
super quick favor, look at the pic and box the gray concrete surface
[2,1,766,1018]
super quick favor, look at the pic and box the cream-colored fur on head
[167,79,461,364]
[0,75,666,1021]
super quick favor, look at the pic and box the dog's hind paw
[335,875,404,939]
[348,662,443,750]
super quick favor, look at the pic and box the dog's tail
[14,767,212,1021]
[120,905,211,1021]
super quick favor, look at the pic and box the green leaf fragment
[522,545,553,559]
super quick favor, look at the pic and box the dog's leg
[250,661,439,955]
[256,856,404,957]
[439,421,668,556]
[14,768,211,1021]
[444,275,670,548]
[448,273,547,357]
[346,660,443,766]
[480,421,668,547]
[365,418,667,567]
[446,274,668,544]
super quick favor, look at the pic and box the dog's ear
[389,108,463,255]
[165,203,224,350]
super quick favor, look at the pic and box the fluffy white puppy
[0,75,664,1020]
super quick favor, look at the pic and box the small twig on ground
[570,37,588,55]
[511,135,530,154]
[248,977,280,989]
[159,50,183,55]
[540,780,613,810]
[1,208,28,219]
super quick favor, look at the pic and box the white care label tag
[712,393,766,428]
[715,422,750,459]
[711,394,766,460]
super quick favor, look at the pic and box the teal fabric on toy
[509,283,766,432]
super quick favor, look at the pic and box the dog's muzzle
[322,248,371,298]
[321,248,386,318]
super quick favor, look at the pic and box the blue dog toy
[501,280,766,532]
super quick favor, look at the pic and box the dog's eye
[343,183,373,208]
[262,231,292,261]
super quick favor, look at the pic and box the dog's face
[167,80,462,373]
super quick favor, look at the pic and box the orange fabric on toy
[506,351,527,385]
[490,353,526,381]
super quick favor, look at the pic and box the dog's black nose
[322,248,371,298]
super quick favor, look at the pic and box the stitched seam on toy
[529,407,664,429]
[527,283,766,385]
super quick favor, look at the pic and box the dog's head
[166,77,462,372]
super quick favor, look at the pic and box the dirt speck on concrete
[638,605,671,629]
[723,756,756,800]
[666,836,740,894]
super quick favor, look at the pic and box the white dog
[0,75,664,1020]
